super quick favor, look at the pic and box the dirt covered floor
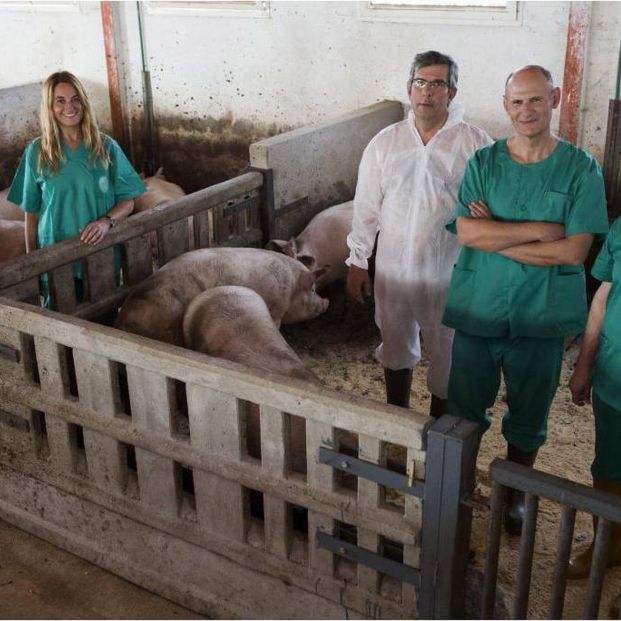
[0,519,204,619]
[282,284,621,620]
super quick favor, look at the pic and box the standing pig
[0,188,24,221]
[266,201,353,289]
[183,285,317,472]
[0,220,25,262]
[116,247,329,346]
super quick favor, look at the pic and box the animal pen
[0,101,480,619]
[0,100,619,620]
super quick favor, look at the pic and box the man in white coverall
[346,50,492,416]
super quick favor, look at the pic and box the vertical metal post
[481,481,504,619]
[136,1,156,176]
[100,1,127,151]
[559,1,591,144]
[584,519,612,619]
[418,416,480,619]
[250,167,275,245]
[549,505,576,619]
[513,493,539,619]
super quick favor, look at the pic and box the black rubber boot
[504,444,539,536]
[429,394,448,419]
[384,368,413,408]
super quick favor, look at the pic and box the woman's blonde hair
[38,71,110,173]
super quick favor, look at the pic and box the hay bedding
[282,284,621,619]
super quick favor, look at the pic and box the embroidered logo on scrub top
[98,176,109,193]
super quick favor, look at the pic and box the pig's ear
[312,266,329,281]
[265,239,288,254]
[266,239,296,257]
[139,171,146,180]
[155,167,165,179]
[297,254,316,270]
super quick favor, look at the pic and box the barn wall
[0,1,620,189]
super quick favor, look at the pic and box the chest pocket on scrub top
[543,190,570,223]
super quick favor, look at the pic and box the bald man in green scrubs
[442,65,609,535]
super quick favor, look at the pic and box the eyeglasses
[411,78,450,91]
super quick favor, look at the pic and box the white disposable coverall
[346,102,492,398]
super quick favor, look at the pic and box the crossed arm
[456,201,594,266]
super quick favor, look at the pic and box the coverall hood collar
[407,99,466,136]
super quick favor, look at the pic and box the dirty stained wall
[0,1,620,195]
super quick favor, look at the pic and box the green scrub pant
[592,391,621,482]
[447,331,564,452]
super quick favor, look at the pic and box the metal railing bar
[549,505,577,619]
[318,446,424,498]
[513,493,539,619]
[482,481,504,619]
[490,459,621,524]
[584,518,612,619]
[315,530,421,586]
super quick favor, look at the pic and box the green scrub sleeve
[107,137,146,202]
[591,218,620,282]
[6,153,27,207]
[11,141,42,214]
[446,152,486,235]
[566,156,608,239]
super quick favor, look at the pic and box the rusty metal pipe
[100,1,126,150]
[559,1,591,145]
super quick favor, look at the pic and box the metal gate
[480,459,621,619]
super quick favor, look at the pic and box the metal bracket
[318,446,424,497]
[0,343,20,363]
[222,194,259,218]
[278,195,309,217]
[316,530,420,586]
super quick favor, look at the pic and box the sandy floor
[282,284,621,620]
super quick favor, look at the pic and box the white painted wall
[1,1,620,165]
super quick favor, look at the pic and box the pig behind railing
[266,201,353,290]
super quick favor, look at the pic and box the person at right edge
[442,65,609,536]
[567,216,621,579]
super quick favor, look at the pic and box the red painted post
[559,1,591,145]
[100,1,126,150]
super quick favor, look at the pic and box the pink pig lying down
[183,285,319,382]
[0,220,25,263]
[182,285,317,472]
[266,200,353,289]
[116,247,329,347]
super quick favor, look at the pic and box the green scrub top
[8,135,145,278]
[442,139,609,338]
[591,217,621,409]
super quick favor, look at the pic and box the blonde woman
[8,70,144,304]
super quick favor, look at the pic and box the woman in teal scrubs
[8,70,145,305]
[568,217,621,579]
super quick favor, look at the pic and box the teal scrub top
[8,135,145,277]
[591,217,621,409]
[442,139,609,338]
